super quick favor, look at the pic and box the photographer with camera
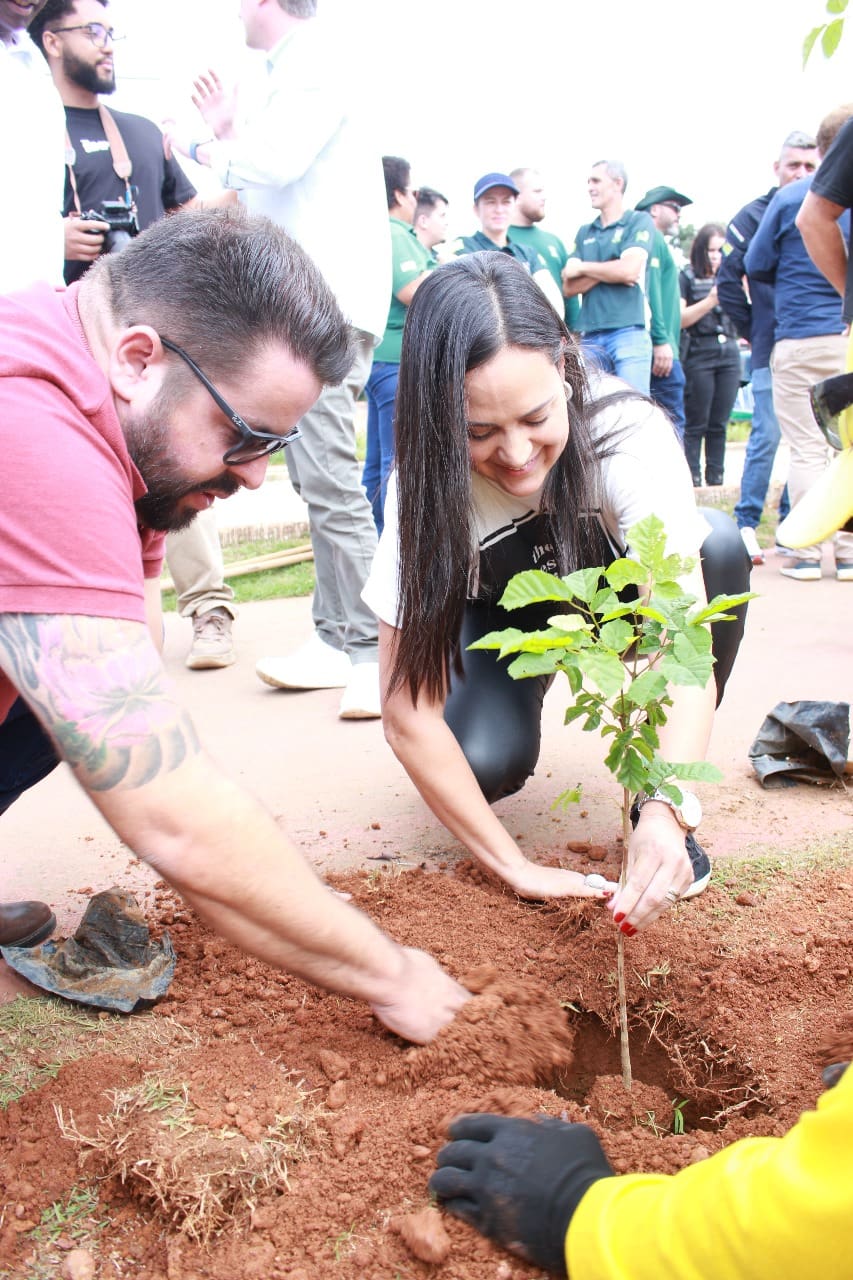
[29,0,244,674]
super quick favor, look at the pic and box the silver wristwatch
[634,788,702,832]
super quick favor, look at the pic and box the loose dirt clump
[1,853,851,1279]
[54,1043,325,1242]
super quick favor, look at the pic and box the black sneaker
[681,832,711,899]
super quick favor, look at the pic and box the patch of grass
[711,836,853,900]
[0,998,110,1108]
[30,1184,109,1245]
[0,998,199,1109]
[161,533,315,611]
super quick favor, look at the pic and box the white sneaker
[256,634,351,690]
[739,527,764,566]
[338,661,382,719]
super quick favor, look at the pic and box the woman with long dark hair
[679,222,742,486]
[363,254,751,933]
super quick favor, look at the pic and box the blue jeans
[734,365,790,529]
[0,697,59,817]
[362,360,399,535]
[650,357,686,439]
[580,326,653,395]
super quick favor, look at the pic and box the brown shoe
[0,901,57,948]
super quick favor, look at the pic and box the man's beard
[126,396,242,532]
[65,49,116,95]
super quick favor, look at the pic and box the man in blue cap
[452,172,564,313]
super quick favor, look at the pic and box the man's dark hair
[93,207,353,387]
[415,187,448,220]
[29,0,106,53]
[381,156,411,210]
[276,0,317,15]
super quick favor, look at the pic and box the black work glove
[429,1113,613,1276]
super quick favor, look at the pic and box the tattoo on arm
[0,613,200,792]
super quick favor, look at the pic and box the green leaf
[625,668,668,707]
[689,591,755,624]
[563,662,583,695]
[576,649,627,698]
[803,23,823,64]
[499,569,576,610]
[659,636,714,687]
[828,0,848,15]
[513,627,583,654]
[507,651,564,679]
[605,557,646,590]
[553,786,582,809]
[667,761,723,784]
[468,627,523,652]
[633,603,669,625]
[562,567,604,604]
[546,614,592,634]
[598,618,636,652]
[823,16,844,54]
[615,745,656,793]
[626,514,667,566]
[590,587,622,615]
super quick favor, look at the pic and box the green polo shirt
[646,228,682,350]
[509,224,580,330]
[569,208,654,333]
[375,217,434,363]
[451,228,546,275]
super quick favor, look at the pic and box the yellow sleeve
[566,1067,853,1280]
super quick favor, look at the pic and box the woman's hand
[503,861,617,902]
[607,803,693,933]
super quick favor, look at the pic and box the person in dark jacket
[679,223,742,486]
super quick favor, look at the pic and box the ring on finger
[664,886,680,904]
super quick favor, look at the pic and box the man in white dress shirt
[168,0,390,719]
[0,0,65,292]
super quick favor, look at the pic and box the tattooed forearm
[0,612,200,791]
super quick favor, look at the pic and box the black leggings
[444,508,751,803]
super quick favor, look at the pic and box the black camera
[80,200,140,254]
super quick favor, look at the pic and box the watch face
[678,790,702,828]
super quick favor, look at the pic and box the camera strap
[66,105,137,218]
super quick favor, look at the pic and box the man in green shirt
[451,172,564,314]
[563,159,655,392]
[508,166,579,330]
[363,155,433,534]
[635,184,693,437]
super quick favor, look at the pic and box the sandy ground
[2,509,852,1006]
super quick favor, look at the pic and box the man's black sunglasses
[159,337,301,465]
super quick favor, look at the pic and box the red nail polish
[620,922,636,937]
[614,912,626,924]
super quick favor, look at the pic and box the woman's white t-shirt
[363,378,710,628]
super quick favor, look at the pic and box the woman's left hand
[606,803,694,933]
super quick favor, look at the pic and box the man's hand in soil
[430,1113,614,1276]
[370,947,471,1043]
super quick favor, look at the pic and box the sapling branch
[469,514,755,1092]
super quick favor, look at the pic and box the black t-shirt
[811,116,853,324]
[679,266,738,340]
[63,105,197,284]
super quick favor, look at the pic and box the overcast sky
[105,0,851,239]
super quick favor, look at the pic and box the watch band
[189,139,212,164]
[632,788,702,832]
